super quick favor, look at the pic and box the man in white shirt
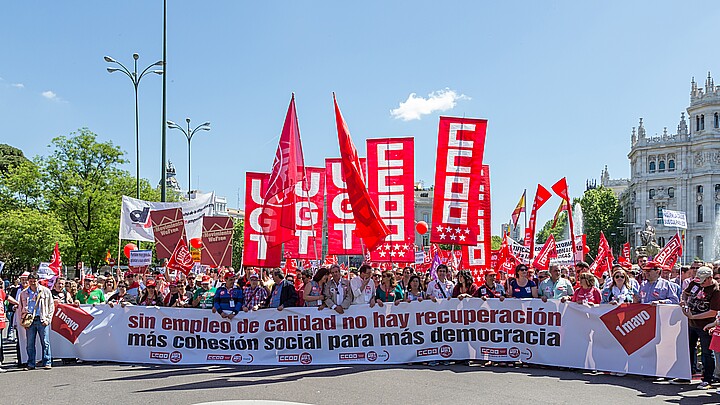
[350,264,376,307]
[426,264,455,300]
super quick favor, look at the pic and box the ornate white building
[610,73,720,262]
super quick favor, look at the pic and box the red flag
[551,177,575,243]
[262,94,307,247]
[167,239,194,276]
[588,232,612,278]
[48,242,62,276]
[525,184,553,260]
[654,232,683,270]
[511,190,526,229]
[323,255,338,266]
[532,234,557,271]
[621,242,631,261]
[243,172,282,268]
[325,158,366,255]
[496,234,519,273]
[333,93,390,251]
[283,258,298,276]
[551,200,569,229]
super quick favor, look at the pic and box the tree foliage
[536,211,569,244]
[232,219,244,270]
[0,208,71,271]
[579,187,624,257]
[491,235,502,250]
[0,143,29,175]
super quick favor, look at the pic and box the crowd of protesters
[1,256,720,393]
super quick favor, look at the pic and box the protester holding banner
[636,261,680,305]
[76,276,105,305]
[507,264,538,298]
[19,273,54,370]
[571,273,601,305]
[350,264,376,307]
[137,279,164,306]
[452,270,478,299]
[375,270,404,306]
[303,267,329,308]
[476,271,505,300]
[323,264,353,313]
[405,275,428,302]
[212,272,243,319]
[102,276,117,299]
[426,264,454,300]
[0,281,7,373]
[107,281,136,307]
[681,266,720,388]
[264,269,297,310]
[164,282,191,307]
[397,267,414,295]
[601,269,635,304]
[192,276,216,309]
[242,273,268,312]
[539,265,574,302]
[51,278,74,304]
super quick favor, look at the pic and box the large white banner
[119,193,215,242]
[49,299,690,379]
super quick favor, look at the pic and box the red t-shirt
[0,289,7,328]
[572,286,601,304]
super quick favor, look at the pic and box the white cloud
[11,83,24,88]
[42,90,59,101]
[391,88,470,121]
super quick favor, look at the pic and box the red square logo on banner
[51,304,94,344]
[600,304,657,356]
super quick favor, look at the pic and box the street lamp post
[104,53,163,199]
[167,118,210,200]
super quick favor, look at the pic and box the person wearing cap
[164,282,191,307]
[264,269,298,310]
[137,279,164,306]
[19,273,54,370]
[242,273,268,311]
[681,266,720,388]
[124,272,141,299]
[475,271,505,300]
[192,275,217,309]
[213,272,243,319]
[107,281,137,307]
[76,275,106,305]
[635,261,680,305]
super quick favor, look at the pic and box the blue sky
[2,1,719,235]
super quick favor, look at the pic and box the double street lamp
[104,53,163,199]
[166,118,210,200]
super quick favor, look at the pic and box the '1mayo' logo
[600,304,657,355]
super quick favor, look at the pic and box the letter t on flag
[262,94,307,247]
[333,93,390,251]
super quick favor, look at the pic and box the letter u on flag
[333,93,390,251]
[262,94,307,247]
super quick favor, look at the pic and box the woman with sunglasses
[107,281,136,307]
[137,279,165,306]
[507,264,538,298]
[375,270,404,306]
[601,268,635,304]
[102,276,118,299]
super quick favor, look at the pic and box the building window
[697,115,701,131]
[698,185,704,194]
[658,237,665,247]
[658,161,665,172]
[649,161,656,173]
[698,205,704,222]
[668,160,675,171]
[697,236,704,260]
[649,189,655,199]
[701,114,706,130]
[715,112,719,128]
[668,187,675,198]
[716,203,720,217]
[716,184,720,194]
[422,235,429,246]
[422,213,429,223]
[657,205,664,221]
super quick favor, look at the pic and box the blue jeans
[689,325,714,383]
[26,317,52,368]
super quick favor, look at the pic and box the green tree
[0,143,29,175]
[39,128,127,271]
[232,219,244,270]
[491,235,502,250]
[0,208,71,273]
[0,158,44,211]
[536,211,569,244]
[579,187,624,258]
